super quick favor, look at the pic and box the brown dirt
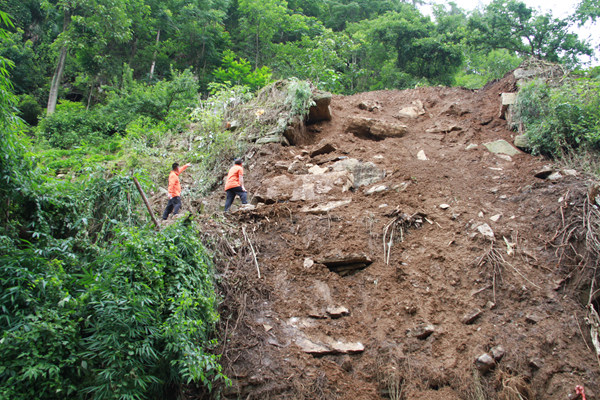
[190,73,599,399]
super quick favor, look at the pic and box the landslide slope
[209,73,600,399]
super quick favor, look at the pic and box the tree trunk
[149,29,160,80]
[47,11,71,116]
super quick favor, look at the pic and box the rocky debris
[425,123,463,134]
[466,143,478,150]
[303,258,314,269]
[483,139,521,156]
[308,165,328,175]
[534,166,554,179]
[358,100,381,112]
[439,204,450,210]
[330,158,385,187]
[409,323,435,340]
[417,150,428,160]
[346,116,408,140]
[548,171,563,180]
[529,357,544,370]
[296,337,364,355]
[288,160,306,174]
[475,353,496,374]
[499,92,517,119]
[514,134,531,151]
[326,306,350,318]
[307,91,332,123]
[256,135,290,145]
[496,154,513,162]
[396,100,425,119]
[300,199,352,214]
[365,185,388,195]
[490,345,506,361]
[525,313,544,324]
[490,214,502,222]
[274,161,289,171]
[253,171,353,203]
[461,309,483,325]
[472,222,495,240]
[443,103,469,116]
[316,253,373,276]
[310,143,336,158]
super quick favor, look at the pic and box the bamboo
[133,177,160,229]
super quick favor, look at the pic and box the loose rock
[410,324,435,340]
[475,353,496,374]
[461,309,483,325]
[417,150,428,160]
[490,345,505,361]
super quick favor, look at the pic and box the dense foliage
[514,70,600,157]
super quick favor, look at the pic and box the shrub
[514,75,600,156]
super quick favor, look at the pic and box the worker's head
[234,158,243,165]
[172,162,179,171]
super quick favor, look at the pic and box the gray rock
[287,160,306,174]
[358,100,381,112]
[253,171,353,204]
[330,341,364,354]
[365,185,388,195]
[466,143,478,150]
[347,116,407,140]
[514,134,531,150]
[490,345,506,361]
[461,309,483,325]
[326,306,350,318]
[417,150,428,160]
[310,143,336,158]
[303,258,314,269]
[397,100,425,119]
[410,324,435,340]
[475,353,496,374]
[331,158,384,187]
[256,135,290,145]
[529,357,544,370]
[483,140,521,156]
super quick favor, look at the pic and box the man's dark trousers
[162,196,182,219]
[224,186,247,212]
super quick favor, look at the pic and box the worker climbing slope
[162,162,191,220]
[224,158,247,212]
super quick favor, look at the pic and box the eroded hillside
[192,71,599,399]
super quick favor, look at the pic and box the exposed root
[383,211,426,265]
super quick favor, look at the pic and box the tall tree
[42,0,133,115]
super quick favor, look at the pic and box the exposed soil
[184,72,599,399]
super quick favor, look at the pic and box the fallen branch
[133,176,160,229]
[242,225,261,279]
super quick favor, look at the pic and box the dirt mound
[201,73,599,399]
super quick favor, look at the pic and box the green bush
[17,94,42,126]
[514,75,600,156]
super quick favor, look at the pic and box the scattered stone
[296,337,331,355]
[499,92,517,119]
[490,345,506,361]
[307,91,332,123]
[263,324,273,332]
[475,353,496,374]
[365,185,388,195]
[310,143,336,158]
[439,204,450,210]
[331,158,385,187]
[288,160,306,174]
[486,301,496,310]
[358,100,381,112]
[534,166,554,179]
[529,357,544,370]
[397,100,425,119]
[483,139,521,156]
[393,182,410,192]
[300,200,352,214]
[347,116,408,140]
[514,134,531,150]
[303,258,314,269]
[274,161,289,171]
[497,154,513,162]
[308,165,328,175]
[410,324,435,340]
[461,309,483,325]
[236,204,256,212]
[490,214,502,222]
[373,154,384,159]
[478,211,485,218]
[525,313,543,324]
[417,150,428,160]
[466,143,478,150]
[379,204,388,208]
[426,124,463,134]
[326,306,350,318]
[330,341,364,354]
[256,135,290,145]
[562,169,577,176]
[548,171,563,180]
[475,223,495,240]
[254,171,353,203]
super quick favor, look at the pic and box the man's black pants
[162,196,181,220]
[224,187,247,212]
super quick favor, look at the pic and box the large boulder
[307,91,332,123]
[253,171,353,203]
[346,116,407,140]
[330,158,385,187]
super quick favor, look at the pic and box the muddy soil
[188,73,599,399]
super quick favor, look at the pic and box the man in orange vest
[162,162,191,220]
[224,158,247,212]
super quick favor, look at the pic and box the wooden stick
[133,176,160,229]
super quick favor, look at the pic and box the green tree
[469,0,592,64]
